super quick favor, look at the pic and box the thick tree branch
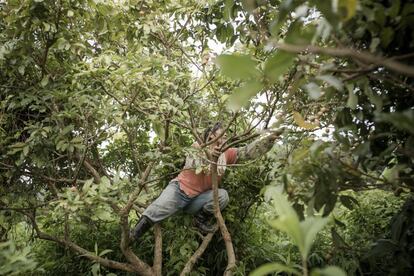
[119,215,153,276]
[210,156,236,276]
[117,160,159,273]
[21,210,138,273]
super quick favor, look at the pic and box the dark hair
[203,122,222,143]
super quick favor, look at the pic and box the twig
[335,157,389,184]
[368,73,414,93]
[184,75,216,102]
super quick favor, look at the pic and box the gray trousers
[143,180,229,223]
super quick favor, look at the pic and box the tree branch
[210,156,236,275]
[180,226,218,276]
[118,215,153,276]
[153,224,163,276]
[122,161,156,216]
[272,42,414,77]
[21,210,138,273]
[82,158,101,183]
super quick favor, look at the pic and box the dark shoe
[130,215,153,242]
[194,210,216,234]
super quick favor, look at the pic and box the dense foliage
[1,0,413,275]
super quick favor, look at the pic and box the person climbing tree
[130,122,284,242]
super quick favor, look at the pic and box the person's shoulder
[225,148,237,164]
[225,147,237,154]
[191,142,201,148]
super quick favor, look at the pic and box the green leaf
[331,227,349,248]
[268,193,303,252]
[354,141,371,157]
[270,0,302,35]
[311,266,347,276]
[370,37,381,52]
[269,217,304,253]
[300,216,330,259]
[82,179,94,193]
[22,146,29,157]
[304,82,323,99]
[387,0,400,17]
[224,0,235,20]
[227,81,263,111]
[98,249,113,257]
[99,176,111,193]
[364,85,382,111]
[402,3,414,16]
[264,51,296,84]
[316,75,343,91]
[241,0,257,13]
[293,112,318,130]
[338,0,357,21]
[381,164,406,182]
[364,239,399,259]
[250,263,301,276]
[216,54,260,80]
[285,21,316,45]
[375,110,414,134]
[41,75,49,87]
[91,262,100,276]
[56,37,69,50]
[292,147,309,163]
[18,65,25,75]
[71,136,83,143]
[97,17,108,35]
[310,0,339,26]
[61,124,74,135]
[339,195,359,210]
[380,27,394,48]
[153,121,165,141]
[346,84,358,109]
[9,142,26,148]
[95,209,112,221]
[216,24,234,43]
[310,140,329,158]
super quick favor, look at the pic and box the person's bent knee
[143,203,178,224]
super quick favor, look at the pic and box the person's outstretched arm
[236,129,284,162]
